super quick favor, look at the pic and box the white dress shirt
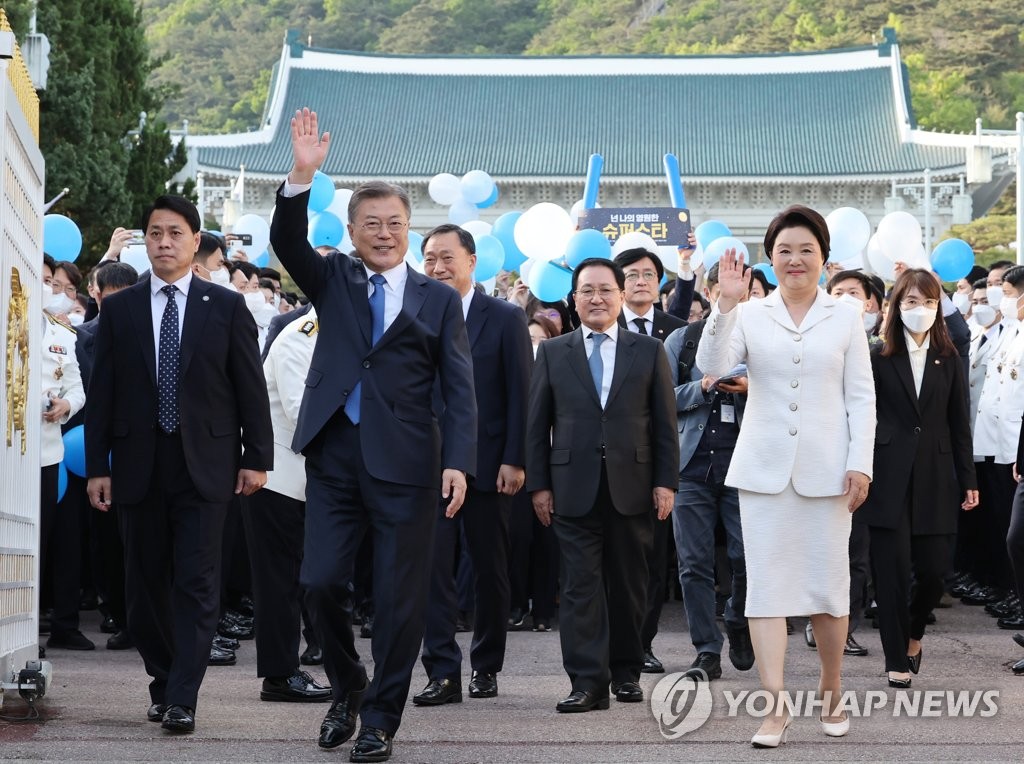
[584,322,618,408]
[461,288,475,321]
[150,271,191,370]
[621,304,655,335]
[904,329,930,397]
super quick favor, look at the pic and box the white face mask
[243,290,268,314]
[46,291,75,315]
[999,294,1022,322]
[68,313,85,326]
[862,311,878,332]
[901,306,937,334]
[972,304,997,329]
[835,293,865,313]
[951,292,971,314]
[209,267,231,287]
[987,286,1006,307]
[254,302,277,328]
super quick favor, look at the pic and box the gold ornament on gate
[6,267,30,453]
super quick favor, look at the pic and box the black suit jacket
[525,327,678,517]
[856,344,976,534]
[85,276,274,504]
[269,187,477,489]
[618,308,687,343]
[466,292,533,490]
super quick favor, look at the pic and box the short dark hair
[43,253,56,273]
[422,223,476,255]
[54,261,82,288]
[989,260,1015,274]
[259,267,282,282]
[258,277,276,292]
[749,268,775,295]
[692,293,710,314]
[571,258,625,292]
[232,260,259,282]
[197,232,225,266]
[528,314,558,340]
[142,195,201,234]
[826,269,882,307]
[964,264,988,283]
[614,248,663,281]
[972,277,988,290]
[1004,265,1024,289]
[96,262,139,292]
[881,268,956,358]
[763,205,829,263]
[348,180,411,221]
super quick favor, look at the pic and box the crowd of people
[33,108,1024,759]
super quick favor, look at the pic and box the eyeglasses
[624,270,659,283]
[899,298,939,311]
[360,220,408,235]
[575,287,621,301]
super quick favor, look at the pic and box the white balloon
[325,188,353,222]
[404,249,425,273]
[865,234,895,281]
[612,231,660,258]
[232,213,271,259]
[448,198,479,225]
[461,220,493,241]
[569,198,601,226]
[519,258,536,287]
[514,203,575,262]
[119,244,150,275]
[428,173,462,206]
[838,253,865,271]
[826,207,872,255]
[460,170,495,205]
[876,211,922,261]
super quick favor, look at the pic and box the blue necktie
[588,332,606,403]
[345,274,387,424]
[157,285,180,433]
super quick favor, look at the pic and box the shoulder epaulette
[299,319,318,336]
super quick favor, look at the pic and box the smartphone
[127,229,146,246]
[712,364,748,390]
[225,233,253,246]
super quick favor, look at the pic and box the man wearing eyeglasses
[526,257,678,713]
[613,248,687,675]
[269,108,476,762]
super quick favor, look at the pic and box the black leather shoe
[161,704,195,733]
[728,625,755,670]
[455,611,472,633]
[998,612,1024,630]
[214,635,240,651]
[844,634,869,656]
[208,644,236,666]
[217,616,254,640]
[962,585,1003,606]
[508,609,528,631]
[556,689,610,713]
[610,681,643,702]
[533,621,551,632]
[412,678,462,706]
[100,615,118,634]
[468,671,497,698]
[146,703,167,722]
[46,630,95,650]
[360,615,374,639]
[318,676,368,749]
[887,673,912,689]
[987,595,1020,617]
[300,644,323,665]
[683,652,722,681]
[641,649,664,673]
[1013,657,1024,675]
[261,670,332,702]
[106,630,134,650]
[951,577,977,598]
[804,621,817,648]
[221,609,253,626]
[907,647,922,674]
[1012,633,1024,650]
[350,726,392,762]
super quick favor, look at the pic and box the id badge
[720,403,736,424]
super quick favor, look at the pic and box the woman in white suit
[696,206,875,747]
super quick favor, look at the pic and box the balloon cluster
[304,170,354,254]
[428,171,499,225]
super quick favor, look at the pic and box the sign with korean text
[578,208,692,247]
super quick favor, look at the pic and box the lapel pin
[934,359,940,364]
[203,295,210,301]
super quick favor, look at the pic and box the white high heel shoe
[820,712,850,737]
[751,717,792,748]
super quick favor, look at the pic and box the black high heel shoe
[887,672,912,689]
[907,647,922,675]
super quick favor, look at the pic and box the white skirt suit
[695,289,876,617]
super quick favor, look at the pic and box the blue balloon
[307,211,345,248]
[474,235,505,282]
[57,462,68,503]
[695,220,732,251]
[308,171,336,213]
[565,229,612,269]
[43,214,83,262]
[62,424,86,478]
[251,250,270,268]
[476,186,499,209]
[492,212,527,271]
[407,230,424,262]
[752,262,778,286]
[703,236,749,271]
[530,261,573,303]
[931,238,974,282]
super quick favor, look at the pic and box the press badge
[720,403,736,423]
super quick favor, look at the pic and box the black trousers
[89,498,126,629]
[422,487,512,680]
[508,491,559,621]
[301,415,437,735]
[40,464,81,636]
[118,433,229,710]
[848,522,871,634]
[640,513,670,651]
[551,468,653,692]
[869,510,953,673]
[241,487,305,679]
[976,460,1015,589]
[1008,480,1024,602]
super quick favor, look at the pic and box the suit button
[601,416,607,422]
[794,334,802,342]
[698,424,704,430]
[791,380,799,388]
[789,403,798,411]
[914,426,921,434]
[793,356,801,363]
[789,427,797,436]
[362,360,371,368]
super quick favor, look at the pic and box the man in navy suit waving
[269,108,477,763]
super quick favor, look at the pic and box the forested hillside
[141,0,1023,136]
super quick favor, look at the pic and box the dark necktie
[157,285,180,433]
[633,317,648,335]
[589,332,607,401]
[345,274,387,424]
